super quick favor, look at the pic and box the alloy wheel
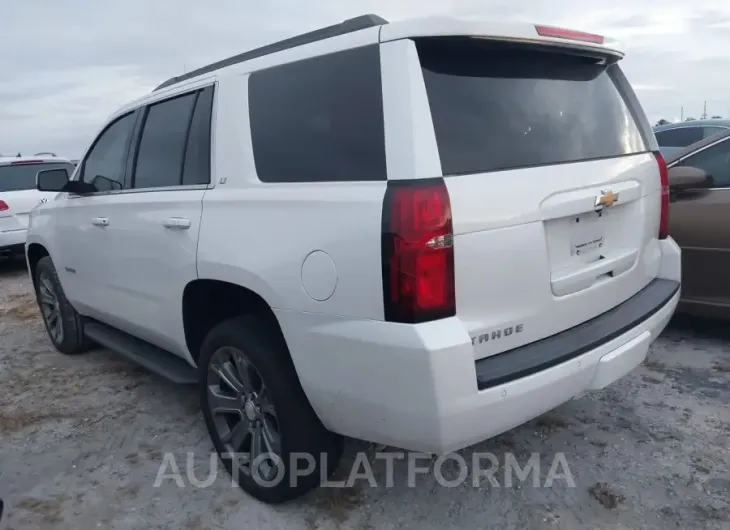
[38,272,64,344]
[207,346,282,481]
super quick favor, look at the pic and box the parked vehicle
[25,14,681,503]
[0,156,75,258]
[654,119,730,158]
[661,128,730,320]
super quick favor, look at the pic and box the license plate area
[570,212,605,259]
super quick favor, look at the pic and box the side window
[248,45,386,183]
[133,92,197,189]
[680,139,730,188]
[702,126,727,139]
[182,86,215,186]
[81,112,137,190]
[655,127,702,148]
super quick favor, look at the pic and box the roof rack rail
[153,14,388,92]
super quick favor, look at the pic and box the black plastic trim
[84,320,197,384]
[154,14,388,91]
[475,278,680,390]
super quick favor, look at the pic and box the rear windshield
[416,38,648,176]
[0,162,74,192]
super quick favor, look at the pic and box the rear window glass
[0,162,75,192]
[416,38,647,176]
[655,127,703,148]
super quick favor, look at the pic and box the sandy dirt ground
[0,256,728,530]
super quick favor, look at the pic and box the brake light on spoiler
[534,25,605,44]
[10,160,44,165]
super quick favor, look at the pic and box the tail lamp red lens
[653,152,669,239]
[0,200,8,212]
[382,179,455,323]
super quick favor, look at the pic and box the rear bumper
[0,228,26,253]
[278,238,682,454]
[475,277,679,390]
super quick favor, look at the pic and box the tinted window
[655,127,703,148]
[0,162,75,192]
[249,45,386,182]
[679,139,730,188]
[82,112,137,190]
[702,126,727,139]
[182,86,214,186]
[416,38,647,176]
[133,93,197,189]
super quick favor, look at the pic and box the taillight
[0,200,8,212]
[653,152,670,239]
[382,178,455,323]
[534,25,605,44]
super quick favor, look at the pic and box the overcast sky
[2,0,729,158]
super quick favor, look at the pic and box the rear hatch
[0,161,71,233]
[414,37,663,360]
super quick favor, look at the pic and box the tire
[199,314,343,504]
[34,256,90,355]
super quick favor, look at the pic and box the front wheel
[199,314,343,504]
[34,256,90,355]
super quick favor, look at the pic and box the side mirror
[667,166,713,191]
[90,175,122,191]
[36,168,69,192]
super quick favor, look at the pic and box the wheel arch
[182,278,286,365]
[26,242,50,288]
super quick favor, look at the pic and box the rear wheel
[199,314,343,504]
[34,256,90,355]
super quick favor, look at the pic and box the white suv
[26,14,681,503]
[0,156,74,258]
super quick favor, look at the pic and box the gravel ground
[0,256,729,530]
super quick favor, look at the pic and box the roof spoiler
[153,14,388,92]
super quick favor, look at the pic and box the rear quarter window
[248,45,387,183]
[655,127,703,148]
[415,38,648,176]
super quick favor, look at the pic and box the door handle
[162,217,191,230]
[91,217,109,227]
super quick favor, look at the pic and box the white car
[0,156,74,258]
[25,14,681,503]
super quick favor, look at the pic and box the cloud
[1,0,729,156]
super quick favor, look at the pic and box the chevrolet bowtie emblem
[595,190,618,210]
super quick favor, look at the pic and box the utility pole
[680,106,684,121]
[702,101,707,120]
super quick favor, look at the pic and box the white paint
[25,14,682,455]
[301,250,338,302]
